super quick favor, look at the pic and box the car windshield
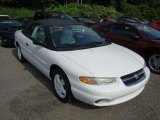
[135,24,160,40]
[49,25,109,50]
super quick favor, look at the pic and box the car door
[21,23,38,63]
[23,24,51,77]
[106,24,144,54]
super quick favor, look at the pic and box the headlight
[79,77,116,85]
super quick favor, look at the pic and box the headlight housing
[79,77,116,85]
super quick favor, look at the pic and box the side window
[31,25,46,44]
[111,25,138,37]
[23,24,46,45]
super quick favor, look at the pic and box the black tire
[146,52,160,74]
[17,45,25,63]
[51,68,72,103]
[1,37,7,47]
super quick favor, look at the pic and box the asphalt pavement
[0,46,160,120]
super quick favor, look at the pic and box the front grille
[121,69,146,86]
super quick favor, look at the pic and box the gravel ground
[0,46,160,120]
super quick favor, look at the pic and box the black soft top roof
[34,19,82,27]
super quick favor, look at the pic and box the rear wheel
[147,52,160,74]
[17,45,25,63]
[51,69,72,103]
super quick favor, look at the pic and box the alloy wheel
[54,74,67,98]
[17,46,22,61]
[148,54,160,73]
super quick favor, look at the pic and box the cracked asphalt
[0,46,160,120]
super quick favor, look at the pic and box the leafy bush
[1,4,123,19]
[47,3,123,18]
[122,3,160,20]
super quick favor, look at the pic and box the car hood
[59,44,144,77]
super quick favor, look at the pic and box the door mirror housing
[33,40,45,47]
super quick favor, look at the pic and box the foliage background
[0,0,160,19]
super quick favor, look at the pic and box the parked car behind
[117,18,137,23]
[93,17,117,24]
[0,15,10,21]
[92,22,160,74]
[117,16,149,24]
[33,11,75,21]
[17,17,33,27]
[150,20,160,31]
[0,19,24,46]
[14,19,150,106]
[99,17,117,23]
[141,19,150,25]
[74,17,95,27]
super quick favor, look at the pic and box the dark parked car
[92,22,160,74]
[0,19,24,46]
[99,17,117,23]
[74,17,95,26]
[0,15,10,21]
[117,16,139,23]
[117,16,149,24]
[17,17,33,27]
[33,11,74,21]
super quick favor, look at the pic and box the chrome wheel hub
[17,47,22,60]
[54,74,66,98]
[149,54,160,72]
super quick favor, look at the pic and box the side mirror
[33,40,45,46]
[129,34,140,40]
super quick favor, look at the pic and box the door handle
[26,43,29,46]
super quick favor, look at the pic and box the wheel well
[15,42,19,48]
[50,65,63,79]
[145,49,160,60]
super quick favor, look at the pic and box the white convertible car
[14,19,150,106]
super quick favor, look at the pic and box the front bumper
[71,67,150,106]
[1,34,15,45]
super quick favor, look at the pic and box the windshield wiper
[83,41,108,47]
[58,44,82,48]
[58,41,110,49]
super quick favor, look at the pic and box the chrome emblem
[134,74,139,79]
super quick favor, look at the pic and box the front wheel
[17,45,25,63]
[51,69,72,103]
[147,52,160,74]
